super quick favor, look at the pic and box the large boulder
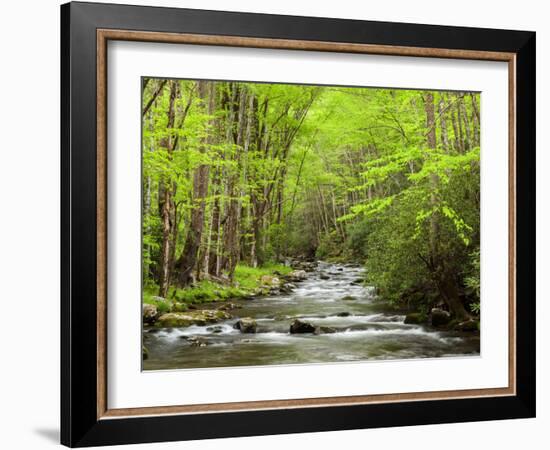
[287,270,307,282]
[233,317,257,333]
[430,308,451,327]
[156,310,232,328]
[289,319,316,334]
[142,303,158,324]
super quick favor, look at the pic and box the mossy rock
[156,310,232,328]
[233,317,257,333]
[142,303,158,324]
[404,312,428,324]
[341,295,357,301]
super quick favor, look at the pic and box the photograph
[57,1,536,446]
[141,78,482,370]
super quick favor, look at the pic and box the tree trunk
[206,169,221,276]
[450,104,461,152]
[176,81,216,286]
[458,95,472,150]
[470,93,480,147]
[425,92,470,320]
[436,266,472,320]
[221,87,247,279]
[455,94,465,153]
[424,92,439,263]
[157,81,177,297]
[438,96,449,152]
[142,79,167,117]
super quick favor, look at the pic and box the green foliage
[315,231,344,260]
[171,281,248,304]
[465,248,481,314]
[142,78,480,317]
[143,262,292,306]
[142,293,172,314]
[234,263,292,289]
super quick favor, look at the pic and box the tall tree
[157,80,177,297]
[176,81,216,286]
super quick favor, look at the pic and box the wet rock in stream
[289,319,317,334]
[233,318,258,333]
[143,262,481,370]
[187,336,208,347]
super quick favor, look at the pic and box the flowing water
[143,262,480,370]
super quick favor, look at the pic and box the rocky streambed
[142,262,480,370]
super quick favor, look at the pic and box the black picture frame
[61,1,536,447]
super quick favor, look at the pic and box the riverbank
[142,262,480,369]
[142,259,479,333]
[142,262,307,326]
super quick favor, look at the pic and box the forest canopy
[142,78,480,320]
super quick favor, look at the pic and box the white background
[0,0,546,449]
[108,42,509,409]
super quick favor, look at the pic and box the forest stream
[143,262,480,370]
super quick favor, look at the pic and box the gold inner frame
[96,29,517,420]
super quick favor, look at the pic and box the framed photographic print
[61,1,536,447]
